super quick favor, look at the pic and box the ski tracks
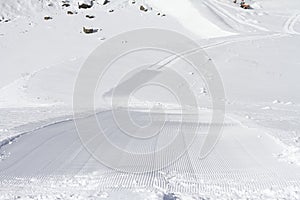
[203,0,269,33]
[201,32,285,50]
[284,13,300,35]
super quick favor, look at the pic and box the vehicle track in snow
[153,32,286,69]
[0,110,299,194]
[203,0,269,32]
[284,13,300,35]
[201,32,285,49]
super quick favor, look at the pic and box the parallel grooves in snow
[203,0,269,32]
[284,13,300,35]
[1,110,300,194]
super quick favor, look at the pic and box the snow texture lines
[203,0,269,32]
[284,13,300,35]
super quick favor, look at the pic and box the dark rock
[103,0,110,5]
[85,15,95,19]
[83,27,98,34]
[241,3,251,9]
[44,16,52,20]
[78,1,93,9]
[140,5,148,12]
[108,9,114,12]
[2,19,10,23]
[62,3,70,7]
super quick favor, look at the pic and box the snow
[0,0,60,20]
[144,0,235,38]
[0,0,300,199]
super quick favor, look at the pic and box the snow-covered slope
[0,0,60,20]
[145,0,234,38]
[1,0,300,199]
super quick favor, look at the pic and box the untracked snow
[145,0,235,38]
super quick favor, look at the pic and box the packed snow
[1,0,300,199]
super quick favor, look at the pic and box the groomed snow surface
[1,0,300,199]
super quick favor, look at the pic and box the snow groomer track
[0,109,299,195]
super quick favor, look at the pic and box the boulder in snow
[78,1,93,9]
[85,15,95,19]
[67,11,77,15]
[44,16,52,20]
[140,5,148,12]
[83,27,98,34]
[102,0,110,6]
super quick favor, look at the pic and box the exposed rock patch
[85,15,95,19]
[44,16,53,20]
[103,0,110,6]
[83,27,98,34]
[140,5,148,12]
[78,1,93,9]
